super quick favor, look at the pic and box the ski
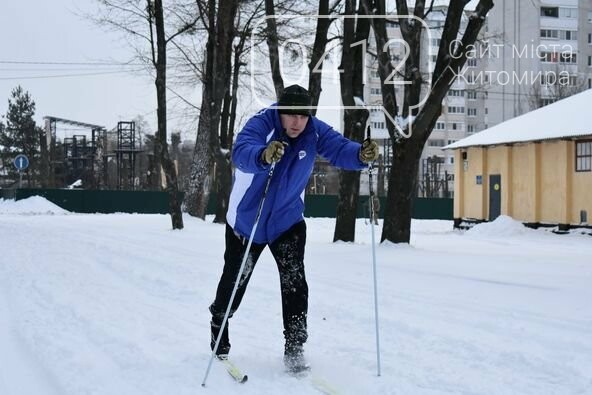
[289,369,340,395]
[217,356,248,383]
[310,375,340,395]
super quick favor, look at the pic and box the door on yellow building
[489,174,501,221]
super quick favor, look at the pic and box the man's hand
[359,139,379,163]
[261,141,286,164]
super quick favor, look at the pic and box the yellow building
[445,89,592,231]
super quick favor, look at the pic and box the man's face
[280,114,309,138]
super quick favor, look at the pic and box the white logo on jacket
[299,150,306,160]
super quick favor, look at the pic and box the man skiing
[209,84,379,373]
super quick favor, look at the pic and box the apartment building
[486,0,592,124]
[365,0,592,198]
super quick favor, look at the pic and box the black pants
[210,221,308,347]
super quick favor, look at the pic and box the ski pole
[366,125,381,377]
[201,159,278,387]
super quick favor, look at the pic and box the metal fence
[2,189,453,220]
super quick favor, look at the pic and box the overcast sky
[0,0,159,136]
[0,1,366,142]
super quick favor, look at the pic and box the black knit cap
[277,84,312,116]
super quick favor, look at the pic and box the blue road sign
[14,154,29,171]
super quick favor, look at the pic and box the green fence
[1,188,182,214]
[303,195,453,220]
[1,189,452,220]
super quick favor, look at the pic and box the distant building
[445,89,592,230]
[364,0,592,198]
[485,0,592,122]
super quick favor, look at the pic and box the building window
[467,108,477,116]
[467,91,477,100]
[448,156,454,165]
[576,141,592,171]
[560,52,577,64]
[435,122,446,130]
[449,122,464,131]
[540,52,557,63]
[370,88,381,95]
[428,139,446,147]
[467,125,475,133]
[448,106,465,114]
[541,6,558,17]
[589,56,592,67]
[562,30,577,40]
[448,90,464,97]
[467,58,477,67]
[589,33,592,44]
[541,98,556,106]
[540,29,559,39]
[560,8,578,18]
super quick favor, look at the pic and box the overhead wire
[0,60,143,66]
[0,69,146,80]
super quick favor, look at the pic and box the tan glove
[261,141,285,164]
[359,139,379,163]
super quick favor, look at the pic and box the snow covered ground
[1,197,591,395]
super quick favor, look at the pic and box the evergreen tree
[0,86,41,186]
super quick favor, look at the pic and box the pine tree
[0,86,41,186]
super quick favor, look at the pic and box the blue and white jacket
[227,106,366,244]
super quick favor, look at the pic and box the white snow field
[1,197,591,395]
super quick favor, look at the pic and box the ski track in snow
[1,206,592,395]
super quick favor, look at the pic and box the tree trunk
[220,90,231,149]
[362,0,493,243]
[333,109,367,241]
[185,0,238,219]
[153,0,183,230]
[186,103,214,217]
[213,152,232,223]
[265,0,284,98]
[227,45,243,144]
[307,0,331,114]
[333,0,370,242]
[382,137,421,243]
[213,30,247,224]
[38,127,50,188]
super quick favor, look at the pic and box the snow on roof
[445,89,592,150]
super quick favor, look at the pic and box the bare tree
[309,1,342,112]
[528,65,589,110]
[363,0,494,243]
[333,0,371,242]
[92,0,199,229]
[263,0,340,101]
[151,0,196,229]
[214,1,268,223]
[265,0,285,98]
[184,0,239,219]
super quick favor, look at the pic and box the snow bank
[466,215,531,237]
[0,196,69,215]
